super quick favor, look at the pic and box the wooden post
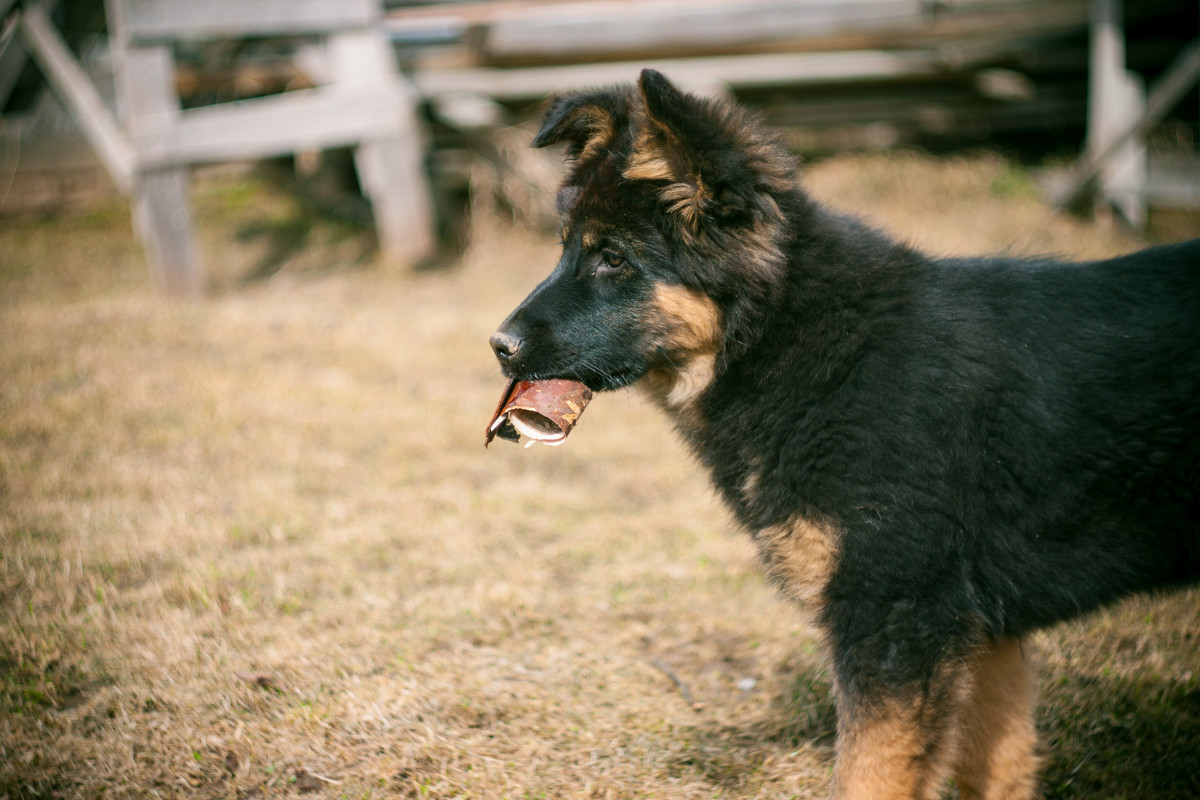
[15,3,135,193]
[328,29,436,268]
[1086,0,1146,228]
[106,0,201,297]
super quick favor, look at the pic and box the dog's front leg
[827,630,1040,800]
[827,621,976,800]
[831,686,962,800]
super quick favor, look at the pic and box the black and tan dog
[488,69,1200,800]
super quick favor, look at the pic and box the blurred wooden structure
[8,0,434,296]
[394,0,1099,120]
[1054,0,1199,226]
[387,0,1197,226]
[1,0,1195,252]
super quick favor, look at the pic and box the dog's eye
[596,250,626,276]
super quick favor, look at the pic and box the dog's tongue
[486,379,593,448]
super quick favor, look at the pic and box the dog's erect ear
[532,91,624,161]
[638,69,694,139]
[626,69,763,229]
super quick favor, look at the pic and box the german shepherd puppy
[489,69,1200,800]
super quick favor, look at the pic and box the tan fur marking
[833,657,975,800]
[638,284,722,411]
[754,517,838,609]
[581,229,600,251]
[622,109,710,231]
[661,179,708,229]
[954,638,1040,800]
[622,154,678,183]
[834,703,964,800]
[835,699,934,800]
[741,467,762,505]
[576,106,615,162]
[664,352,715,409]
[652,283,721,353]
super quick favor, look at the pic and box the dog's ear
[532,92,623,161]
[627,69,791,231]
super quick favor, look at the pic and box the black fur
[490,69,1200,799]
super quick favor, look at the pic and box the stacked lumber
[391,0,1098,152]
[396,0,1197,230]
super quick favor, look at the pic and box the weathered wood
[414,50,942,101]
[329,29,436,267]
[387,0,1089,64]
[20,0,431,292]
[355,132,437,266]
[132,84,411,169]
[16,4,136,192]
[484,0,923,60]
[117,0,377,43]
[1084,0,1145,227]
[107,0,201,297]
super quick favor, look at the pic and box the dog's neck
[646,196,928,530]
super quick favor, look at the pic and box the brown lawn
[2,150,1197,799]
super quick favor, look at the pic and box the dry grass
[1,152,1196,800]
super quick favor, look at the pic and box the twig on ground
[650,658,704,712]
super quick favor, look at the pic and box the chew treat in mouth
[486,379,593,447]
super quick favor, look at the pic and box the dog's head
[490,69,800,409]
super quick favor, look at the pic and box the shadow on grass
[667,658,1200,799]
[210,156,376,283]
[1041,673,1200,800]
[666,665,837,791]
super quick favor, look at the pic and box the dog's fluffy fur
[490,69,1200,800]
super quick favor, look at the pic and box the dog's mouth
[500,358,644,395]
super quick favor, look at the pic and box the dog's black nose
[489,329,522,363]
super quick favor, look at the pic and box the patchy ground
[1,151,1197,799]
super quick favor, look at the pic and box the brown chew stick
[485,379,593,447]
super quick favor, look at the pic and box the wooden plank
[15,4,135,192]
[132,84,411,169]
[482,0,923,59]
[413,50,942,101]
[326,28,393,83]
[387,0,1089,64]
[115,0,378,43]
